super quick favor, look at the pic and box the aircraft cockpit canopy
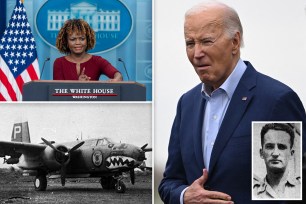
[96,137,114,146]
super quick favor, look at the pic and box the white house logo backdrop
[35,0,133,53]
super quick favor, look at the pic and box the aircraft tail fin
[11,121,31,143]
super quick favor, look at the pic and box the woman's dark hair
[56,19,96,54]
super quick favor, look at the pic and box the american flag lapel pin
[242,97,247,101]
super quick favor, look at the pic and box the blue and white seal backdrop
[5,0,152,100]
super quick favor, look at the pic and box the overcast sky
[0,103,152,168]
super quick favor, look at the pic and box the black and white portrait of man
[252,122,302,200]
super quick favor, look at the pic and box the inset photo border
[252,122,302,200]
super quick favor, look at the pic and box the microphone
[40,57,50,79]
[118,58,130,81]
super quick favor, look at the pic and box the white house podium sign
[22,80,146,101]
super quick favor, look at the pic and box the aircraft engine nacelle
[41,144,70,171]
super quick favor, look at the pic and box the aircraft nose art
[105,156,136,169]
[105,144,146,170]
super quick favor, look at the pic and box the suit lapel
[208,63,257,174]
[193,90,206,170]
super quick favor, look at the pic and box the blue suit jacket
[159,61,306,204]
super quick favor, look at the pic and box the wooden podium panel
[23,80,146,101]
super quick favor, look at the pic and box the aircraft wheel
[34,175,47,191]
[115,180,126,193]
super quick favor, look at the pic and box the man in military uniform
[253,123,301,199]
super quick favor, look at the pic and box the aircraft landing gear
[115,180,126,193]
[100,176,116,189]
[34,174,47,191]
[100,175,126,193]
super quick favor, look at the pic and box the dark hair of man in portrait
[260,123,295,149]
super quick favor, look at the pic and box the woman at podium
[53,19,122,81]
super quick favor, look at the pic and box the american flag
[0,0,40,101]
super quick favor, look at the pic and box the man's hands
[184,169,234,204]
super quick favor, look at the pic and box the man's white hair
[185,1,244,47]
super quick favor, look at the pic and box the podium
[23,80,146,101]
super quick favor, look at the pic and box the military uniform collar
[256,174,300,198]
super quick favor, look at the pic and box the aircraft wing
[0,141,46,157]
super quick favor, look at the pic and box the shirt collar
[259,174,300,192]
[201,59,247,99]
[286,174,300,186]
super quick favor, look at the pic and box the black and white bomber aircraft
[0,122,152,193]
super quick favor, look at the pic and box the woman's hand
[78,68,91,81]
[108,72,123,82]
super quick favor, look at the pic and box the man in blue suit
[158,1,306,204]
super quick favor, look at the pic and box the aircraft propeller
[141,143,152,152]
[60,161,67,186]
[127,144,152,185]
[41,138,59,153]
[41,138,85,186]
